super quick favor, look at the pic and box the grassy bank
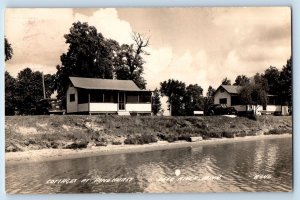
[5,115,292,152]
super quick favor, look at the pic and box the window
[78,90,88,104]
[139,92,151,103]
[231,96,240,106]
[70,94,75,102]
[90,91,103,102]
[220,88,225,93]
[219,98,227,104]
[104,91,115,103]
[127,92,139,103]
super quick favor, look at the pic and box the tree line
[221,58,292,111]
[151,58,292,116]
[5,21,292,116]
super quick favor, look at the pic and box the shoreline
[5,134,292,166]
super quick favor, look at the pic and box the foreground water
[6,137,292,193]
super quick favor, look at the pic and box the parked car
[206,104,237,116]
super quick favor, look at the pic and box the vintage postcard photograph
[4,7,292,194]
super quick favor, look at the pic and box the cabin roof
[219,85,240,94]
[69,77,144,91]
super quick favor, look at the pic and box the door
[118,92,125,110]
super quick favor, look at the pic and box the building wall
[126,103,151,112]
[78,103,89,112]
[66,88,153,114]
[90,103,118,112]
[214,90,231,106]
[66,86,78,113]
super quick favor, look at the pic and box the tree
[204,85,215,114]
[114,32,149,89]
[5,37,13,61]
[263,66,281,95]
[5,71,17,115]
[160,79,186,116]
[44,74,56,98]
[234,75,250,86]
[54,22,119,108]
[151,88,162,115]
[15,68,54,115]
[280,57,292,107]
[183,84,203,115]
[221,77,231,85]
[238,79,268,119]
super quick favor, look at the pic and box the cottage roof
[69,77,144,91]
[214,85,241,95]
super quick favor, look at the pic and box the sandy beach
[5,133,292,166]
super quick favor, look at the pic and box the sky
[5,7,291,93]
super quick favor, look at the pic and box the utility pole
[42,72,46,99]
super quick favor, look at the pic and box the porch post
[88,92,90,115]
[117,91,119,111]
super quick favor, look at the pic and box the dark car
[206,104,237,116]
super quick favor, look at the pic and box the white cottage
[213,85,286,114]
[66,77,152,115]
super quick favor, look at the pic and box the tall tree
[221,77,231,85]
[54,22,119,107]
[114,32,149,89]
[238,80,268,119]
[160,79,186,116]
[234,75,250,86]
[5,71,17,115]
[263,66,281,95]
[280,57,292,107]
[151,88,162,116]
[204,85,216,113]
[183,84,204,115]
[15,68,53,115]
[5,37,13,61]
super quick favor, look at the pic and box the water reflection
[6,137,292,193]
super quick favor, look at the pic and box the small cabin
[213,85,286,115]
[66,77,152,115]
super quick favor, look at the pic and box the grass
[5,115,292,152]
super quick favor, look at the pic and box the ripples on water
[6,137,292,193]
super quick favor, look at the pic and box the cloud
[5,8,291,96]
[73,9,133,45]
[5,8,135,77]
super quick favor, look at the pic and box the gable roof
[69,77,143,91]
[215,85,240,95]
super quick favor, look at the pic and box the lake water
[6,137,292,193]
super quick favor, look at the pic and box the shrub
[124,134,158,145]
[265,129,287,135]
[166,135,178,143]
[112,141,122,145]
[222,131,235,138]
[178,134,192,142]
[207,132,223,138]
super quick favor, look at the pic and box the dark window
[90,91,103,102]
[70,94,75,102]
[104,91,116,103]
[231,96,240,106]
[139,92,151,103]
[268,96,280,105]
[219,98,227,104]
[220,88,225,93]
[127,92,139,103]
[78,90,89,104]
